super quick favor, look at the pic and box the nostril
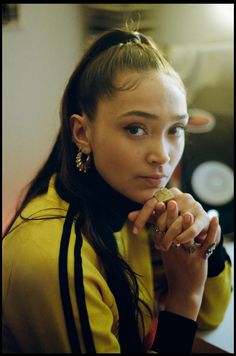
[147,153,170,165]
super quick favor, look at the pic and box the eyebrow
[117,110,189,121]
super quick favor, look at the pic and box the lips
[141,175,167,187]
[145,175,166,180]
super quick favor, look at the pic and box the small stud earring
[76,149,91,173]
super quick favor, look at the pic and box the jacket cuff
[207,237,231,277]
[152,310,197,353]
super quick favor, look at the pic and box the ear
[70,114,92,154]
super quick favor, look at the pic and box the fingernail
[184,214,191,223]
[133,227,139,234]
[169,202,176,210]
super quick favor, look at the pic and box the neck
[56,167,142,232]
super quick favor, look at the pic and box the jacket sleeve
[151,311,197,353]
[197,237,232,329]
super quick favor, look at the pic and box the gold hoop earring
[76,150,91,173]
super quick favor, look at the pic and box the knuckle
[169,221,182,235]
[187,225,199,237]
[183,192,194,200]
[194,201,204,211]
[170,187,181,196]
[157,215,166,227]
[170,226,181,235]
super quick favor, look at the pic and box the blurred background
[2,4,234,235]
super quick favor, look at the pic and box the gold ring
[154,187,174,203]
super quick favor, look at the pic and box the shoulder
[2,176,71,278]
[2,173,104,278]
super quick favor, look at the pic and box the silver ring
[204,243,217,259]
[172,242,181,248]
[149,224,165,235]
[181,241,202,254]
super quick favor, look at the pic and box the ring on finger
[181,241,202,254]
[172,242,181,248]
[154,187,174,203]
[149,223,165,236]
[204,243,217,259]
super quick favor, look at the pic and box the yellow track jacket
[2,175,232,353]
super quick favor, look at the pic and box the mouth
[141,175,168,187]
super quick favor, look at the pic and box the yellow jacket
[2,175,232,353]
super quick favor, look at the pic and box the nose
[146,139,170,165]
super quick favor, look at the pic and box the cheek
[92,137,124,166]
[106,146,141,166]
[170,139,185,163]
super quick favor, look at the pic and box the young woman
[3,28,231,353]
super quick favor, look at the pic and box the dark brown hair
[4,28,186,352]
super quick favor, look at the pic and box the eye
[125,124,146,136]
[169,125,187,136]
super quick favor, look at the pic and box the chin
[131,192,155,205]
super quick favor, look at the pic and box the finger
[182,212,194,230]
[155,210,168,233]
[149,202,166,225]
[202,216,219,259]
[154,239,166,252]
[130,201,166,234]
[175,214,210,244]
[129,201,166,224]
[155,201,166,212]
[161,215,183,250]
[215,224,221,245]
[132,198,157,234]
[204,216,218,246]
[207,210,221,245]
[153,226,166,250]
[128,210,141,222]
[181,213,195,247]
[166,200,178,228]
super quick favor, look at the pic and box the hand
[153,201,196,251]
[128,187,221,250]
[161,216,219,320]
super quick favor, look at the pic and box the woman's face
[89,70,188,204]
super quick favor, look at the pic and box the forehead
[114,69,183,87]
[96,70,187,117]
[113,70,149,91]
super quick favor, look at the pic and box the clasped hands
[128,187,220,258]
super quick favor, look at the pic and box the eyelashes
[125,124,146,136]
[169,125,187,136]
[124,123,187,137]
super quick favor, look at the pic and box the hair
[4,27,186,352]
